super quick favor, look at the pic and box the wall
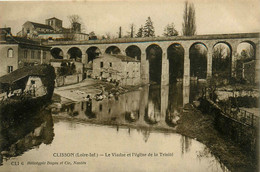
[38,33,89,41]
[92,56,141,85]
[121,61,141,86]
[0,44,19,77]
[92,56,123,79]
[21,22,35,37]
[55,74,83,87]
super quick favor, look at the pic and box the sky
[0,0,260,37]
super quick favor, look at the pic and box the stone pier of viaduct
[46,32,260,86]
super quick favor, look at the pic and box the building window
[31,51,35,59]
[7,48,13,58]
[100,72,103,76]
[27,29,30,34]
[99,104,102,112]
[110,62,112,67]
[100,62,103,68]
[24,50,28,58]
[43,52,46,59]
[7,66,13,73]
[38,51,41,59]
[109,73,112,77]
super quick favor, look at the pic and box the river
[0,82,230,172]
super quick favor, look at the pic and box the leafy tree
[59,62,68,76]
[58,62,77,76]
[143,17,155,37]
[190,45,207,78]
[163,23,178,37]
[136,25,144,38]
[212,45,230,78]
[182,1,196,36]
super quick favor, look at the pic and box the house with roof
[92,54,141,86]
[0,28,52,77]
[17,21,55,38]
[17,17,89,41]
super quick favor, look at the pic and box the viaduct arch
[48,32,260,86]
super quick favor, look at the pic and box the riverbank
[176,104,257,172]
[54,78,143,102]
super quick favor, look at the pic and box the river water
[0,82,230,172]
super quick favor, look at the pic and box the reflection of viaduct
[47,33,260,85]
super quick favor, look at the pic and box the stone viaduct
[46,32,260,86]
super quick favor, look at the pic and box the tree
[136,25,144,38]
[182,1,196,36]
[130,23,135,38]
[163,23,178,37]
[105,32,111,39]
[143,17,155,37]
[65,14,83,40]
[67,14,85,33]
[68,14,81,24]
[89,31,97,40]
[212,45,230,78]
[235,46,255,80]
[118,26,122,38]
[190,45,207,78]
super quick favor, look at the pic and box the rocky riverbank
[54,78,143,102]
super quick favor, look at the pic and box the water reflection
[166,83,183,127]
[181,136,192,155]
[145,85,161,125]
[0,110,54,165]
[52,84,194,133]
[52,84,196,133]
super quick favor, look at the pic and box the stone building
[17,17,89,41]
[45,17,63,32]
[0,28,52,77]
[17,21,55,38]
[92,54,141,85]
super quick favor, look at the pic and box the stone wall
[55,74,83,87]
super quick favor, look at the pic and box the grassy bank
[176,105,257,172]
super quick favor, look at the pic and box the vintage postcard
[0,0,259,171]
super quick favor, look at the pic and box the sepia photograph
[0,0,259,171]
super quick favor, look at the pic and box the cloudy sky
[0,0,260,37]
